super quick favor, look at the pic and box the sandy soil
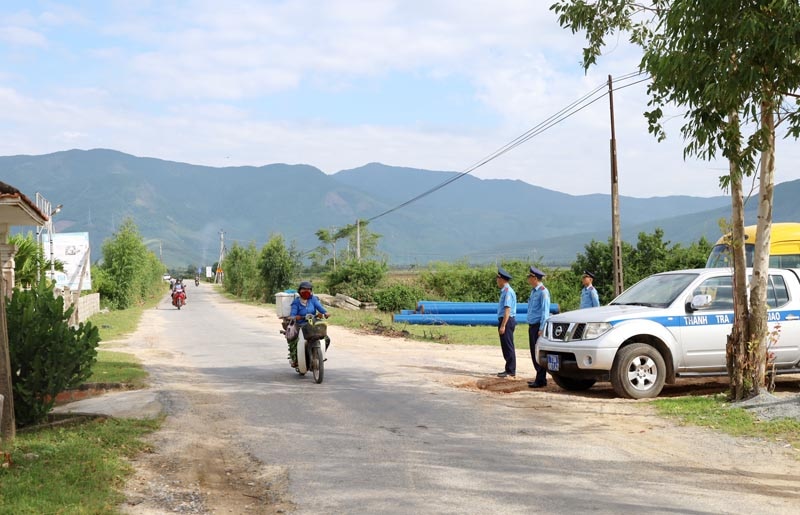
[114,296,800,514]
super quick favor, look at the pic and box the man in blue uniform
[580,270,600,309]
[526,266,550,388]
[496,267,517,378]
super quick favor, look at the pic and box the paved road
[147,284,798,514]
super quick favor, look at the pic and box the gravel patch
[732,391,800,421]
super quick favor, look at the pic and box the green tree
[572,238,635,303]
[259,234,301,299]
[98,218,165,309]
[222,242,262,300]
[314,228,337,270]
[552,0,800,399]
[572,230,710,303]
[340,221,382,262]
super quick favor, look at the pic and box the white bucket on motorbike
[275,291,298,318]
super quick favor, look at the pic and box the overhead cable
[366,71,650,222]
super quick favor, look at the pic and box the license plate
[547,354,560,372]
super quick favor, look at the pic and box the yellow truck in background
[706,222,800,268]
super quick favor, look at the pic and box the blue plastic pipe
[416,301,559,315]
[392,313,514,326]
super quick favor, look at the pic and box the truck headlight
[581,322,612,340]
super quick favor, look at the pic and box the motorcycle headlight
[581,322,612,340]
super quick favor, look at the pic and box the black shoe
[528,382,546,388]
[497,372,515,378]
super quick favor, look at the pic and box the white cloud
[0,26,47,47]
[2,0,800,200]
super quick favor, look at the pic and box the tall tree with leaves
[552,0,800,399]
[259,234,301,298]
[339,220,382,261]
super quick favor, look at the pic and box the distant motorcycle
[282,314,330,384]
[195,278,200,286]
[172,290,186,309]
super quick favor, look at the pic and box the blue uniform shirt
[497,283,517,318]
[526,284,550,325]
[580,285,600,309]
[290,295,327,324]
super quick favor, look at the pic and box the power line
[366,71,650,223]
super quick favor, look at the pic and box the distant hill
[4,148,786,268]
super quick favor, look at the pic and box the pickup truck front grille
[550,322,571,341]
[549,322,586,341]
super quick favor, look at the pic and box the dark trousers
[498,317,516,374]
[529,323,547,385]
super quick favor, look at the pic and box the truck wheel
[550,373,596,391]
[611,343,666,399]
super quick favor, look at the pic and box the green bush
[7,281,101,427]
[327,260,387,302]
[374,283,427,312]
[420,261,535,302]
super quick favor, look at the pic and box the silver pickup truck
[536,268,800,398]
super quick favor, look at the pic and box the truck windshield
[706,244,755,267]
[610,273,699,308]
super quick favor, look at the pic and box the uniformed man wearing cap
[580,270,600,309]
[526,266,551,388]
[495,267,517,378]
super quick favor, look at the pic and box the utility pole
[159,240,163,263]
[608,74,624,296]
[356,219,361,261]
[215,230,225,284]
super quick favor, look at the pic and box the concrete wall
[55,288,101,325]
[69,292,100,325]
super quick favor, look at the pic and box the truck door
[679,275,734,372]
[766,273,800,366]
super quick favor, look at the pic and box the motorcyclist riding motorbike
[287,281,328,367]
[171,279,187,305]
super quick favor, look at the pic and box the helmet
[298,281,313,291]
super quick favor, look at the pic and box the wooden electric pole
[214,230,225,284]
[608,75,624,296]
[356,219,361,261]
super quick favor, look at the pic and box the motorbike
[195,277,200,286]
[172,289,186,309]
[282,314,330,384]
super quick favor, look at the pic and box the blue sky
[2,0,799,197]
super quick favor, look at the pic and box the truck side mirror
[689,294,713,311]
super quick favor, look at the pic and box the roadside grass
[0,417,161,514]
[217,286,265,306]
[92,292,165,342]
[652,395,800,451]
[90,350,148,387]
[324,306,503,346]
[88,292,162,387]
[257,299,504,346]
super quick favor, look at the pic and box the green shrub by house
[6,281,101,426]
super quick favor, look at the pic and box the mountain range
[2,148,798,267]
